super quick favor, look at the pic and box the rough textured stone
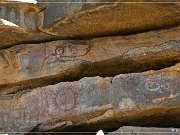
[0,1,180,133]
[37,0,107,27]
[0,63,179,133]
[41,1,180,38]
[0,26,180,94]
[0,25,60,49]
[0,3,43,29]
[108,126,180,135]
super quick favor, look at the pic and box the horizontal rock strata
[1,26,180,94]
[0,63,180,132]
[42,1,180,38]
[0,25,60,49]
[0,1,180,134]
[1,0,180,48]
[108,126,180,135]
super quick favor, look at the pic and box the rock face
[37,0,102,27]
[0,25,60,49]
[41,1,180,38]
[1,1,180,48]
[0,63,180,132]
[108,126,180,135]
[0,3,43,29]
[1,26,180,94]
[0,0,180,134]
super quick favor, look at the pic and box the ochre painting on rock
[0,0,180,134]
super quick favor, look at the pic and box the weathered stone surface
[0,3,43,29]
[108,126,180,135]
[0,63,179,133]
[41,1,180,38]
[37,0,106,27]
[1,26,180,94]
[0,25,60,49]
[0,0,179,134]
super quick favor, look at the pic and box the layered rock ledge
[41,1,180,38]
[0,26,180,94]
[0,0,180,134]
[1,0,180,44]
[0,63,180,132]
[0,25,60,49]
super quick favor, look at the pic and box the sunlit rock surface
[40,0,180,38]
[0,25,60,49]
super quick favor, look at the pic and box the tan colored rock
[0,26,180,94]
[108,126,180,135]
[41,1,180,38]
[0,63,179,132]
[0,25,59,49]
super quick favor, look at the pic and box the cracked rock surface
[41,1,180,38]
[0,0,180,134]
[0,26,180,94]
[0,63,180,132]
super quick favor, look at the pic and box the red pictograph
[50,84,77,112]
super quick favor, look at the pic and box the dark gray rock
[37,0,105,26]
[0,63,180,133]
[0,3,43,29]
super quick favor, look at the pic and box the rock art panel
[0,63,179,132]
[0,0,179,134]
[0,26,180,94]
